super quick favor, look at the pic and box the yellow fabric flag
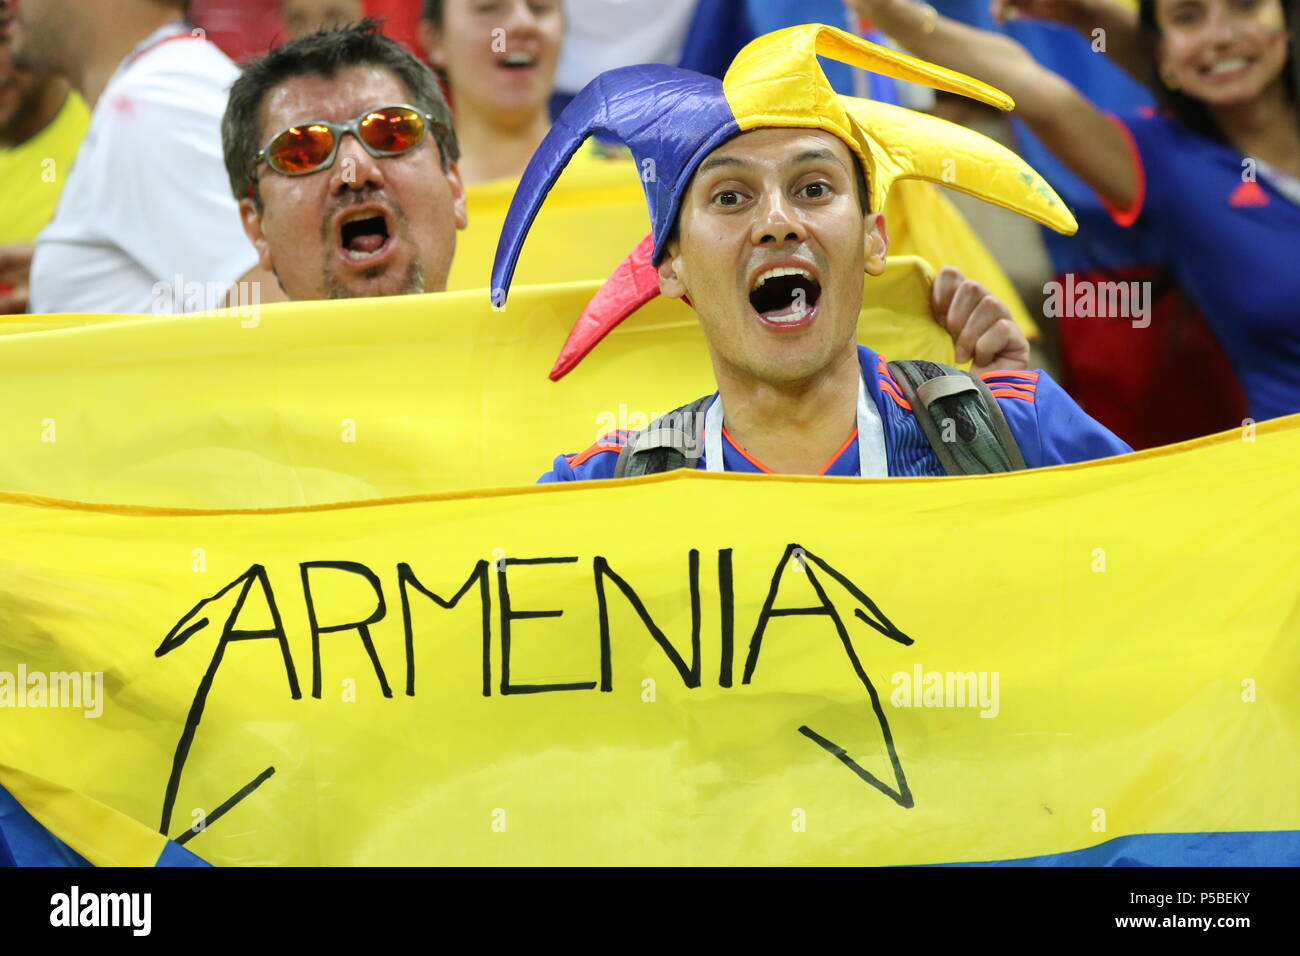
[0,261,947,508]
[0,418,1296,865]
[886,178,1040,337]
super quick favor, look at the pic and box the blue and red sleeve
[536,431,631,483]
[983,370,1133,468]
[1098,110,1170,229]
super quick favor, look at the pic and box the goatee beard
[324,257,426,300]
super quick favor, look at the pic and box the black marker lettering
[718,548,734,688]
[498,557,590,695]
[397,561,492,697]
[155,564,298,835]
[744,544,913,809]
[593,550,701,691]
[301,561,391,699]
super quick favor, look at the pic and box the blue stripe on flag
[155,839,211,867]
[0,783,210,867]
[940,831,1300,867]
[0,782,90,867]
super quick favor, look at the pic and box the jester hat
[490,23,1078,379]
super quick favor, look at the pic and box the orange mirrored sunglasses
[251,105,441,178]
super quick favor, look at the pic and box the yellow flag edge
[0,413,1290,518]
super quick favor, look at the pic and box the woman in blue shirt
[852,0,1300,422]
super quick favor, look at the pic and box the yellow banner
[0,261,947,508]
[448,155,651,292]
[0,418,1297,865]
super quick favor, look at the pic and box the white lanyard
[703,374,888,476]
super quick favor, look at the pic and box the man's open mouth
[749,266,822,326]
[339,211,392,264]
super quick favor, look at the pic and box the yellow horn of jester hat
[726,24,1076,233]
[491,23,1076,368]
[723,25,1075,233]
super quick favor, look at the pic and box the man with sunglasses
[222,20,466,301]
[10,0,268,314]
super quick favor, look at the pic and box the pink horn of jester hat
[489,23,1078,380]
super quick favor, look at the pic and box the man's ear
[443,160,469,229]
[417,19,445,70]
[656,241,688,299]
[864,211,889,277]
[238,196,275,273]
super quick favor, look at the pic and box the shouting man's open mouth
[748,259,822,331]
[336,206,397,270]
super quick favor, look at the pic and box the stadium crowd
[0,0,1295,466]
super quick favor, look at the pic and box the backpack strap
[886,360,1028,475]
[614,395,714,477]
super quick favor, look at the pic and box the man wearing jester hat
[491,24,1132,480]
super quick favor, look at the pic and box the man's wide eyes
[711,182,832,205]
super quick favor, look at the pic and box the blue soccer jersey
[1103,111,1300,422]
[538,346,1132,482]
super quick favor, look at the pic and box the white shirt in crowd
[554,0,698,95]
[29,21,257,315]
